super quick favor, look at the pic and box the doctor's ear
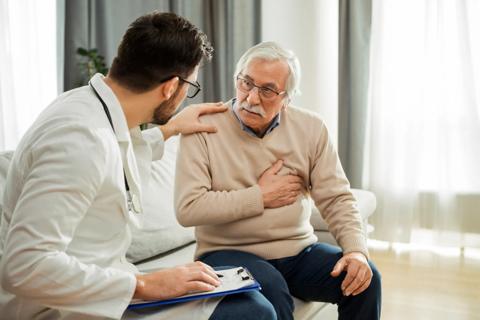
[160,77,179,100]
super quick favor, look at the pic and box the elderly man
[175,42,381,320]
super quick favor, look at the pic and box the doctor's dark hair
[109,11,213,92]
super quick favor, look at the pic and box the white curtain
[0,0,58,151]
[366,0,480,248]
[262,0,339,143]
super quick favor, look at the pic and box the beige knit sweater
[174,101,368,260]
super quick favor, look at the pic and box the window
[0,0,58,150]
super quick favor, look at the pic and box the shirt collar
[89,73,131,142]
[231,98,281,138]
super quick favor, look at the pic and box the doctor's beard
[239,100,267,118]
[151,87,182,125]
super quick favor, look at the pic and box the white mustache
[240,101,266,117]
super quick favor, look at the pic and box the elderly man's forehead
[244,57,289,72]
[243,58,289,87]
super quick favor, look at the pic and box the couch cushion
[127,136,195,263]
[310,188,376,231]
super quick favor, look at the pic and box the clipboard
[127,267,261,310]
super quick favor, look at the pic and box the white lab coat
[0,74,219,319]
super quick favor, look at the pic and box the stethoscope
[89,82,141,214]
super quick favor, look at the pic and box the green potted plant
[76,47,108,85]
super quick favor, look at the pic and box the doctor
[0,11,275,320]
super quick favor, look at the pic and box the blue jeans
[205,243,381,320]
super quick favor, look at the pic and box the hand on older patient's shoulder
[133,261,221,301]
[160,102,227,140]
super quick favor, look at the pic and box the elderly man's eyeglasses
[236,75,286,100]
[178,77,202,99]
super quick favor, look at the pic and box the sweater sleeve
[175,132,264,227]
[309,122,369,258]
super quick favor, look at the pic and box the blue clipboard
[127,267,261,310]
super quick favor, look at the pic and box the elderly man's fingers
[352,277,371,296]
[344,266,367,295]
[284,175,303,184]
[340,263,360,294]
[330,258,347,277]
[265,160,284,175]
[288,182,303,192]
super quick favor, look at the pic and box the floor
[368,240,480,320]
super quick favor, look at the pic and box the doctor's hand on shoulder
[160,102,227,140]
[134,261,221,301]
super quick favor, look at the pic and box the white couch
[0,137,376,319]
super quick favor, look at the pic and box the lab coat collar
[89,73,130,142]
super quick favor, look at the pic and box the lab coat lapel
[120,139,144,227]
[89,74,144,226]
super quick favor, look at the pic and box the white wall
[261,0,338,144]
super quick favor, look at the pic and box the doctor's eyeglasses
[159,75,202,99]
[178,77,202,99]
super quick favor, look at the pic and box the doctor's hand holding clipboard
[133,261,221,301]
[129,266,261,310]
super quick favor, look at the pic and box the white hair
[233,41,301,99]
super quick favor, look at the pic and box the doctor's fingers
[191,123,218,134]
[185,280,217,293]
[187,270,221,287]
[185,262,220,281]
[188,260,215,270]
[194,102,227,115]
